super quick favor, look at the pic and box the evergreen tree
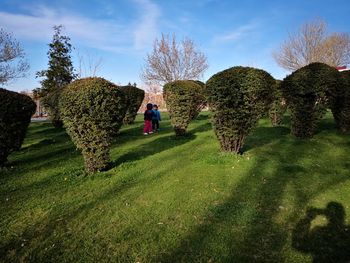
[35,25,76,127]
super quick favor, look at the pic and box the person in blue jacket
[152,104,161,133]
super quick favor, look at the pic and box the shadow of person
[292,202,350,263]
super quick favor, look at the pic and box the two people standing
[143,103,161,135]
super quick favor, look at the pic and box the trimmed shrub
[189,80,206,120]
[206,66,275,153]
[163,80,205,135]
[269,80,287,126]
[0,88,36,166]
[121,85,145,124]
[331,71,350,133]
[281,63,340,138]
[59,77,126,173]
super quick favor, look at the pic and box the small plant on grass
[0,88,36,166]
[163,80,205,136]
[281,62,340,138]
[59,77,126,173]
[206,66,275,153]
[269,80,287,126]
[332,71,350,133]
[122,85,145,125]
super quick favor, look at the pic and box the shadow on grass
[157,136,350,262]
[292,202,350,263]
[0,155,182,262]
[243,126,290,152]
[112,120,173,147]
[110,133,196,168]
[193,112,210,121]
[189,122,212,134]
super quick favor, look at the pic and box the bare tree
[76,50,103,78]
[320,33,350,67]
[141,33,208,86]
[273,19,350,71]
[0,28,29,85]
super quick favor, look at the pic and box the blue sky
[1,0,349,92]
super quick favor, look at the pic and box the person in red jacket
[143,103,154,135]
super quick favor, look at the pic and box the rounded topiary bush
[206,66,275,153]
[59,77,126,173]
[332,71,350,133]
[163,80,205,136]
[281,62,341,138]
[0,88,36,166]
[121,85,145,125]
[269,80,287,126]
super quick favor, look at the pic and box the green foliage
[59,77,126,173]
[189,80,206,120]
[206,66,275,153]
[281,62,340,138]
[163,80,205,135]
[0,88,36,166]
[331,71,350,133]
[121,85,145,125]
[269,80,287,126]
[36,25,76,128]
[41,89,63,128]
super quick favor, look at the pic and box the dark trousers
[152,120,159,131]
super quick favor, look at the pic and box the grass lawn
[1,112,350,262]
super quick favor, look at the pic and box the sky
[1,0,349,92]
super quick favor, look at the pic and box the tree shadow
[0,157,182,262]
[189,122,212,134]
[192,112,210,121]
[243,126,290,151]
[112,120,174,147]
[157,136,350,262]
[292,202,350,263]
[110,133,196,169]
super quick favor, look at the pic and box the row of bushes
[0,81,144,170]
[163,63,349,154]
[2,63,348,172]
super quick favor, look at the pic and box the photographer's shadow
[292,202,350,263]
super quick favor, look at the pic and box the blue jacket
[152,109,161,121]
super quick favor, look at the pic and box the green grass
[1,112,350,262]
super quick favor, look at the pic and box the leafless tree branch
[141,33,208,86]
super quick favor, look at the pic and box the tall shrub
[269,80,287,126]
[281,62,340,138]
[59,78,126,173]
[0,88,36,166]
[331,71,350,133]
[122,85,145,124]
[206,66,275,153]
[163,80,205,135]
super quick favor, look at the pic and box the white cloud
[0,0,161,53]
[213,21,259,43]
[132,0,161,50]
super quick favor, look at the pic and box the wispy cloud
[213,21,259,44]
[0,0,161,53]
[132,0,161,50]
